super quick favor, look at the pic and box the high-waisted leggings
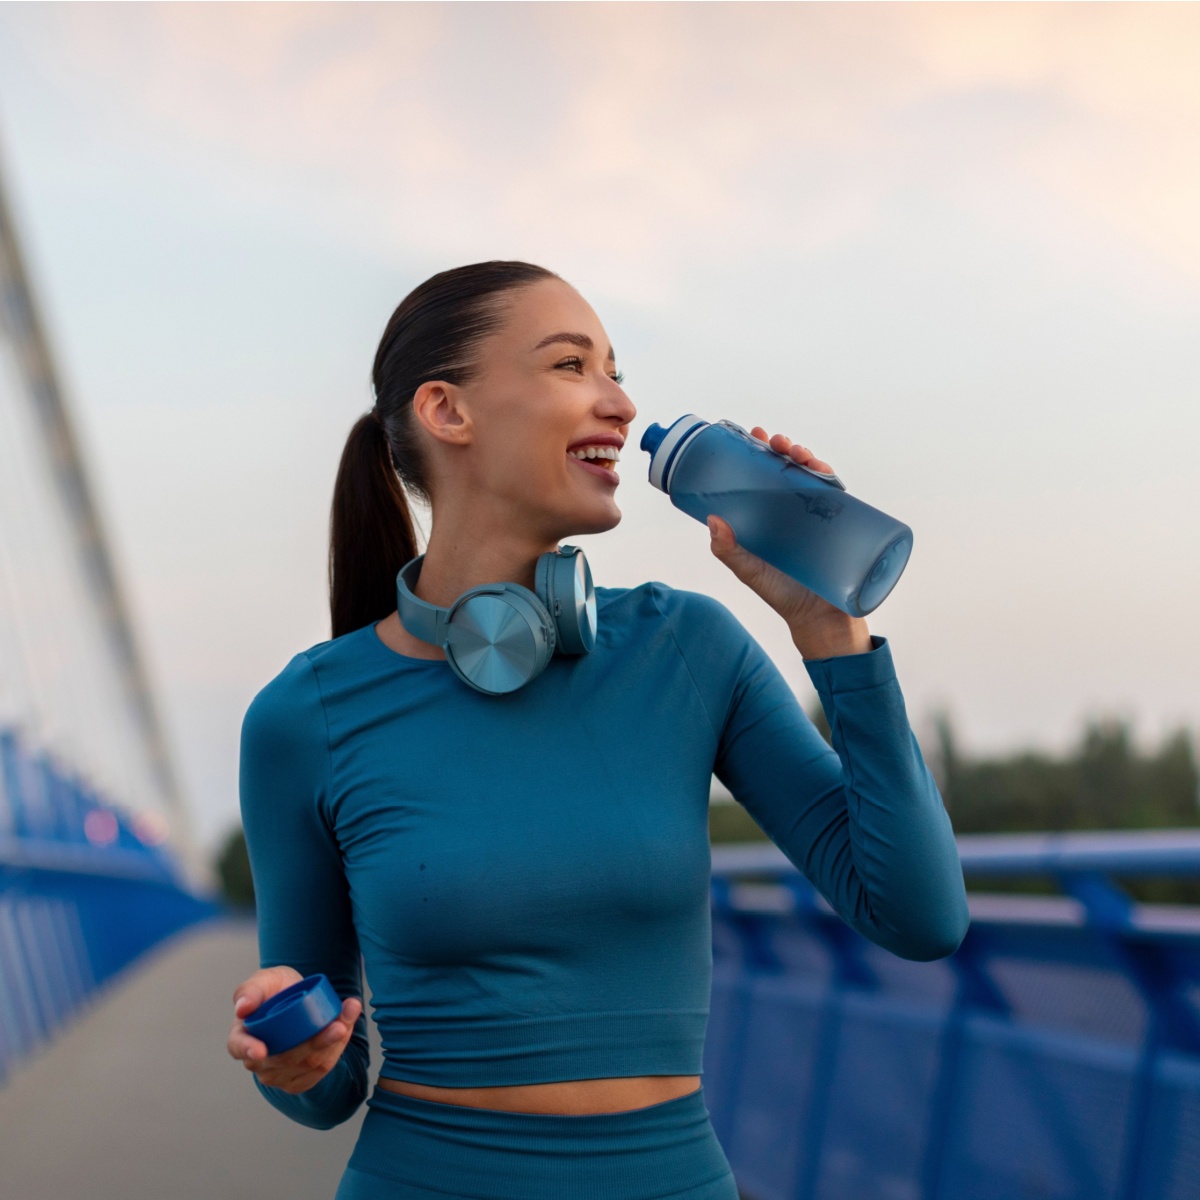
[333,1083,740,1200]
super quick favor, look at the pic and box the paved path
[0,919,378,1200]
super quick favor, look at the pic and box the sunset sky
[1,4,1197,849]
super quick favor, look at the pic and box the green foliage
[709,710,1200,852]
[936,715,1200,834]
[215,824,255,910]
[709,800,770,845]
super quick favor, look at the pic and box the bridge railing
[707,831,1200,1200]
[0,727,217,1085]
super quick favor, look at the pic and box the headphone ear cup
[537,547,597,656]
[443,588,555,695]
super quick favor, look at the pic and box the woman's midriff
[376,1074,702,1115]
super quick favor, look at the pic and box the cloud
[9,3,1196,301]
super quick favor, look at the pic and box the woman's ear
[412,380,473,446]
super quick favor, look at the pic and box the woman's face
[439,277,637,541]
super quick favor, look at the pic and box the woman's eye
[556,356,585,373]
[611,371,626,386]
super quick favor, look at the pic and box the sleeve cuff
[254,1061,357,1130]
[803,634,895,695]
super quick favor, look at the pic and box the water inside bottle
[673,482,911,615]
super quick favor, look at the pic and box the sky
[0,3,1197,852]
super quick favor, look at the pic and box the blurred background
[0,5,1198,1199]
[2,2,1198,860]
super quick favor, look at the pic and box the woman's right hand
[226,966,364,1094]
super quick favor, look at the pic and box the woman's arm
[661,584,967,961]
[680,428,969,960]
[729,622,966,960]
[232,653,370,1129]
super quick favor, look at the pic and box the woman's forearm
[798,638,969,960]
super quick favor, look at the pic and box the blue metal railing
[0,728,217,1084]
[706,832,1200,1200]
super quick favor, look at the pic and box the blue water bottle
[640,415,913,618]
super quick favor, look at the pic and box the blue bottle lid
[639,423,669,455]
[242,973,342,1057]
[641,414,709,492]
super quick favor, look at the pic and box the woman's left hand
[707,426,873,660]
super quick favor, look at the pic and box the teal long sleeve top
[239,583,968,1129]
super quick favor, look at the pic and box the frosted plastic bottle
[640,415,913,618]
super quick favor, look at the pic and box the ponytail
[328,413,418,639]
[328,260,558,639]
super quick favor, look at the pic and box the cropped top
[239,582,968,1129]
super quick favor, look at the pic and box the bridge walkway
[0,919,376,1200]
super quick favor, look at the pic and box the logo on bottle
[799,493,843,523]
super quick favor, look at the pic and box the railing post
[918,927,1009,1200]
[782,875,878,1200]
[709,876,784,1147]
[1107,925,1200,1200]
[1058,870,1133,931]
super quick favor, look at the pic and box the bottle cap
[640,423,669,455]
[242,973,342,1056]
[641,414,708,492]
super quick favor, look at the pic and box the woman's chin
[561,501,621,539]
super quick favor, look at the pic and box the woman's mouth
[567,444,620,485]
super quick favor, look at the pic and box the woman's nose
[599,378,636,424]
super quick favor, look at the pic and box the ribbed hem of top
[376,1008,709,1087]
[803,634,894,695]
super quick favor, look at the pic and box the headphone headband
[394,558,448,645]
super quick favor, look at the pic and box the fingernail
[706,516,717,537]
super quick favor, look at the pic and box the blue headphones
[395,546,597,695]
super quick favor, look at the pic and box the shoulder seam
[648,583,721,745]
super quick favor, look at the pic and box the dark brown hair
[328,261,558,638]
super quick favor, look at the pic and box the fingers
[232,987,260,1021]
[242,1014,356,1091]
[228,992,364,1093]
[227,1023,269,1063]
[706,516,769,591]
[749,426,835,476]
[306,999,362,1053]
[227,965,307,1068]
[231,965,303,1020]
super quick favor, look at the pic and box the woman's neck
[413,527,558,610]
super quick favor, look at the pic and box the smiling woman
[226,261,968,1200]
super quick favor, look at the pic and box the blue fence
[707,832,1200,1200]
[0,727,217,1083]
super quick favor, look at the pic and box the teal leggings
[334,1084,739,1200]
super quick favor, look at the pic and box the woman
[226,260,969,1200]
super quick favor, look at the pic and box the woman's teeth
[568,445,620,468]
